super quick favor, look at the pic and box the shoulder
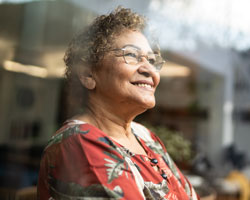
[43,121,123,163]
[44,122,94,150]
[42,121,123,167]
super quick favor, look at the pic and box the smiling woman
[89,30,160,114]
[37,7,199,200]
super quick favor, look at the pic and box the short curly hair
[63,7,147,117]
[64,7,146,80]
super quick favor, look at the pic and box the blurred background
[0,0,250,199]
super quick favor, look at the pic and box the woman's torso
[37,120,198,200]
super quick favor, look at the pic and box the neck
[76,95,145,138]
[88,104,132,137]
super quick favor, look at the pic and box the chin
[147,104,156,109]
[142,101,156,109]
[137,103,155,116]
[129,97,156,111]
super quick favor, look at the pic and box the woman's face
[92,30,160,111]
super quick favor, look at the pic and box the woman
[38,7,199,200]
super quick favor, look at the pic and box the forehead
[113,31,152,52]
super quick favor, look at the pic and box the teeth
[135,83,153,89]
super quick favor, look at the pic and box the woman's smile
[131,80,155,91]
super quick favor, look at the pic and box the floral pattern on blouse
[37,120,199,200]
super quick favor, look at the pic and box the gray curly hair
[63,7,147,117]
[64,7,146,80]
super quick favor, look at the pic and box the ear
[78,66,96,90]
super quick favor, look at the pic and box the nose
[137,57,158,77]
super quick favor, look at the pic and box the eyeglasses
[111,45,165,71]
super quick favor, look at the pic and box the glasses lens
[121,46,165,71]
[155,61,165,71]
[152,53,164,71]
[123,47,139,65]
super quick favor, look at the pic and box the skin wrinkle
[92,31,159,116]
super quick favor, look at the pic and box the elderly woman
[38,7,199,200]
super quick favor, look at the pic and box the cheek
[96,56,135,88]
[113,63,134,81]
[154,74,161,88]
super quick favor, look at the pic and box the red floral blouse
[38,120,199,200]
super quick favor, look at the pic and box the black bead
[151,158,158,164]
[161,173,167,179]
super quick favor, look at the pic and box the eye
[148,54,157,65]
[148,58,156,65]
[124,52,137,58]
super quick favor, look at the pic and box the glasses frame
[111,45,165,71]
